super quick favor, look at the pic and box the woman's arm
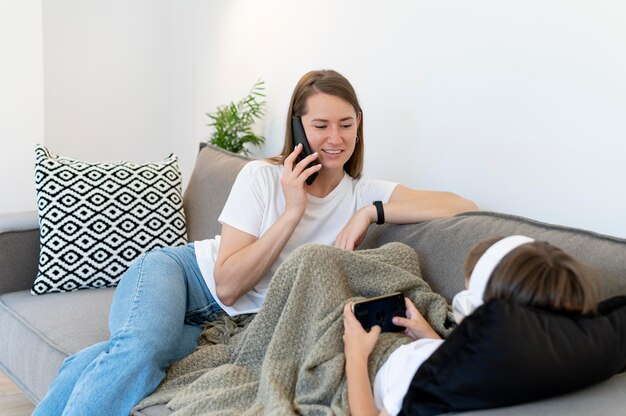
[335,185,477,251]
[213,218,298,306]
[383,185,478,223]
[213,146,321,306]
[343,302,382,416]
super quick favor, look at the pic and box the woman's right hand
[281,144,321,218]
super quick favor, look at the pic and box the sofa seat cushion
[0,288,114,401]
[458,372,626,416]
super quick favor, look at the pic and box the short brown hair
[268,69,364,178]
[464,237,599,314]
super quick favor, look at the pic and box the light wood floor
[0,370,35,416]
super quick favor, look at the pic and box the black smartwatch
[373,201,385,225]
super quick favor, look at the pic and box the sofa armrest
[0,211,39,295]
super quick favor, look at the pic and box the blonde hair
[267,69,364,178]
[464,237,599,314]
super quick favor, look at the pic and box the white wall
[42,0,201,184]
[194,0,626,238]
[0,0,44,213]
[4,1,626,238]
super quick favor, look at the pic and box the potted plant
[206,79,266,156]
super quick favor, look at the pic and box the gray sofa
[1,144,625,415]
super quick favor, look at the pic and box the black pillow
[401,296,626,416]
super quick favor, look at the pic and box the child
[343,235,599,416]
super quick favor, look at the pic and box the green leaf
[205,78,267,154]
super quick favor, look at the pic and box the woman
[34,69,477,416]
[343,235,599,416]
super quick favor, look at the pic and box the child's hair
[464,236,599,314]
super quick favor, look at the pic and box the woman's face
[300,93,360,173]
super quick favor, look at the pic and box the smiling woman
[269,69,365,186]
[33,69,476,416]
[264,69,477,251]
[297,93,360,194]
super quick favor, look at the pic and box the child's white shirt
[374,338,444,415]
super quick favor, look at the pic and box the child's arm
[393,297,442,340]
[343,302,382,416]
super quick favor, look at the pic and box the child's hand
[392,297,442,340]
[343,302,381,361]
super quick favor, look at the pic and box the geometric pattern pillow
[32,145,187,294]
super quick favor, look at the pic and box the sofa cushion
[401,296,626,415]
[0,288,114,401]
[360,211,626,302]
[33,145,187,294]
[0,211,40,295]
[183,144,251,242]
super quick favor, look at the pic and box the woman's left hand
[334,206,376,251]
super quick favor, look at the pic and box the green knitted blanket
[135,242,454,415]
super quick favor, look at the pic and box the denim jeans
[33,243,223,416]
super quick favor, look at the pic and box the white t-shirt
[194,160,397,316]
[374,338,444,416]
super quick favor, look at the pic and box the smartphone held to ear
[351,292,406,333]
[292,116,320,185]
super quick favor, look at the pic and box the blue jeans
[33,243,223,416]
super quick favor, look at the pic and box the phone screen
[352,292,406,333]
[291,116,320,185]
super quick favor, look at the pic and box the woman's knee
[119,247,187,286]
[109,248,191,334]
[141,246,183,266]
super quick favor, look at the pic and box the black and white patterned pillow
[32,145,187,294]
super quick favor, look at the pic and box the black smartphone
[351,292,406,333]
[291,116,320,185]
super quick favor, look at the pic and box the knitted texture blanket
[135,242,454,415]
